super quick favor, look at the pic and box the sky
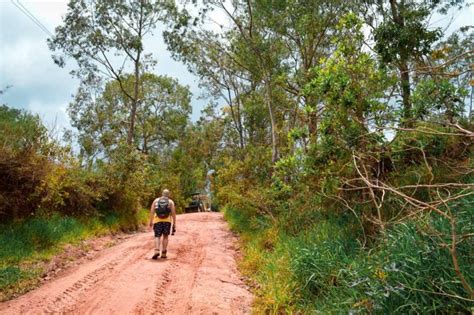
[0,0,221,134]
[0,1,473,135]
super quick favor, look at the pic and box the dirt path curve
[0,212,252,314]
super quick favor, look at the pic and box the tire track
[0,213,252,315]
[45,260,120,313]
[44,245,142,313]
[74,242,157,314]
[132,259,173,314]
[158,236,207,314]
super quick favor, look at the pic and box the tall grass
[225,198,473,314]
[225,207,299,314]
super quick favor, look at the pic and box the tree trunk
[305,94,318,144]
[265,79,279,164]
[226,84,245,150]
[127,2,144,146]
[399,61,411,124]
[390,0,412,126]
[127,69,139,146]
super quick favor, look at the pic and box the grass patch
[225,207,299,314]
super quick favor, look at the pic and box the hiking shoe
[152,252,160,260]
[161,250,167,259]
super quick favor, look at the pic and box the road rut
[0,212,252,314]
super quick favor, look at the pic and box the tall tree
[251,0,348,143]
[69,73,191,160]
[366,0,465,125]
[165,0,349,164]
[165,0,288,163]
[48,0,167,146]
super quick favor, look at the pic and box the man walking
[149,189,176,259]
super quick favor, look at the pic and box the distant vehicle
[184,192,209,213]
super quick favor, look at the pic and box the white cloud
[27,99,71,133]
[1,38,46,86]
[24,0,69,29]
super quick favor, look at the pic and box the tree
[165,0,289,163]
[165,0,350,164]
[48,0,168,146]
[304,13,392,227]
[250,0,349,144]
[366,0,466,126]
[411,27,474,122]
[0,106,51,221]
[69,73,191,161]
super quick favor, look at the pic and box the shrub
[0,106,53,222]
[38,166,105,217]
[0,215,83,263]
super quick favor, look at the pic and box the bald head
[162,189,170,197]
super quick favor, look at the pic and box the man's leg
[161,223,171,258]
[162,235,169,253]
[154,237,161,253]
[152,223,161,259]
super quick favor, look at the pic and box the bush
[0,106,53,221]
[38,166,105,217]
[0,267,24,290]
[372,203,473,313]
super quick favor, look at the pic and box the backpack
[155,198,171,218]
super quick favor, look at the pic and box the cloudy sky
[0,1,473,134]
[0,0,220,133]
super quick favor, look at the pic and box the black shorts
[153,222,171,237]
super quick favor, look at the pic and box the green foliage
[225,207,298,314]
[0,105,49,153]
[293,211,472,313]
[227,197,473,314]
[0,214,103,263]
[70,73,192,159]
[374,5,441,64]
[48,0,166,76]
[372,212,472,313]
[38,166,105,217]
[390,122,472,170]
[0,267,25,290]
[412,78,468,121]
[0,106,53,221]
[306,14,391,139]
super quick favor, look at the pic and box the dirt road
[0,212,252,314]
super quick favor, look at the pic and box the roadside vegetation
[165,1,473,313]
[1,0,473,312]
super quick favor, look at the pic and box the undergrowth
[225,196,474,314]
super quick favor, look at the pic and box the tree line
[1,0,472,312]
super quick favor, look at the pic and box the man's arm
[149,199,156,228]
[171,200,177,231]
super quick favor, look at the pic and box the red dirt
[0,212,253,314]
